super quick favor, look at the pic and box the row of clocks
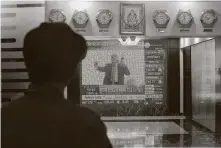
[48,8,217,29]
[49,9,113,28]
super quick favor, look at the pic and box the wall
[166,39,181,115]
[215,37,221,133]
[1,1,45,102]
[191,39,216,132]
[180,37,214,49]
[215,37,221,103]
[183,46,192,117]
[46,1,221,37]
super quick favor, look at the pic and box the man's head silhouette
[23,23,87,85]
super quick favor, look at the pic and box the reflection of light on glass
[194,38,200,43]
[118,37,130,45]
[128,37,141,45]
[69,1,91,11]
[184,38,189,46]
[107,131,148,139]
[180,38,185,48]
[131,132,138,137]
[207,37,213,40]
[179,2,189,7]
[107,132,115,138]
[64,86,67,99]
[118,37,141,46]
[145,135,155,146]
[133,144,145,148]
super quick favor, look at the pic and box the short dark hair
[23,23,87,84]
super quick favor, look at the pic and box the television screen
[80,40,167,116]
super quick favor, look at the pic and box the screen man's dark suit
[2,85,113,148]
[97,63,130,85]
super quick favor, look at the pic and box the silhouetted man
[2,23,113,148]
[94,54,130,85]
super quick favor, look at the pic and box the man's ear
[80,51,87,60]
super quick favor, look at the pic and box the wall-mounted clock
[72,10,89,28]
[153,10,170,28]
[48,9,66,23]
[200,9,217,28]
[177,10,193,28]
[96,9,113,28]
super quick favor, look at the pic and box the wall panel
[183,46,192,117]
[191,39,216,132]
[215,37,221,103]
[215,37,221,133]
[167,39,180,115]
[1,72,29,80]
[1,1,45,103]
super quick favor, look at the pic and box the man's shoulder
[70,104,107,129]
[118,62,127,67]
[74,104,101,119]
[2,96,26,109]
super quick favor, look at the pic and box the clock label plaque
[99,29,109,33]
[200,9,217,32]
[72,10,89,31]
[177,10,193,32]
[96,9,113,33]
[76,29,86,32]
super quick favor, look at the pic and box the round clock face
[177,12,193,25]
[201,11,216,25]
[49,10,66,23]
[154,11,169,25]
[73,11,89,25]
[97,11,112,25]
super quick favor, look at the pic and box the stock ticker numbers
[144,40,166,105]
[81,85,100,95]
[82,99,144,105]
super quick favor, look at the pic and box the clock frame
[72,10,89,28]
[177,10,193,28]
[48,9,66,23]
[96,9,113,28]
[153,10,170,28]
[200,9,217,28]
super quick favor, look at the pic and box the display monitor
[79,39,167,116]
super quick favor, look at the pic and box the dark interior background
[183,46,192,118]
[166,39,181,115]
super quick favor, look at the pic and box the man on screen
[94,54,130,85]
